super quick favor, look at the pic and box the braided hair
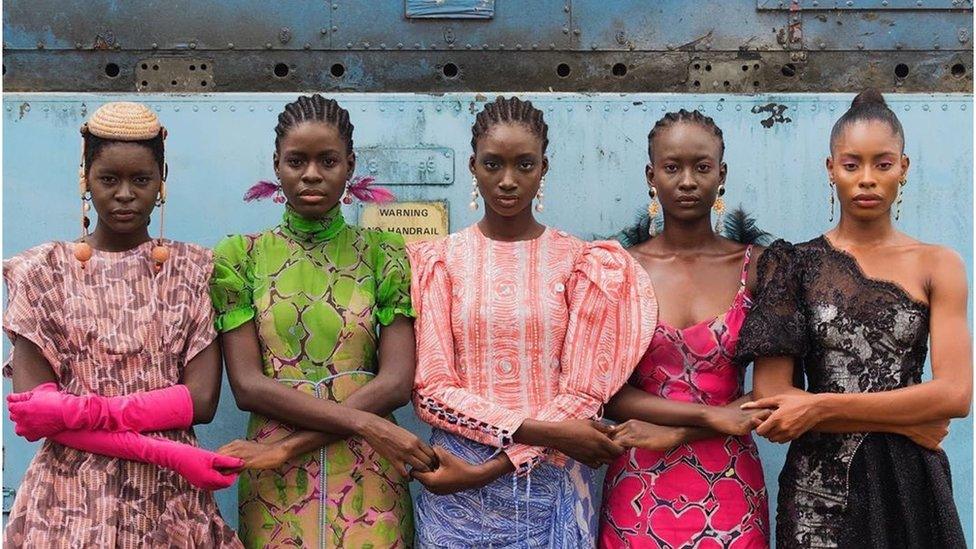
[274,94,354,153]
[647,108,725,161]
[471,96,549,153]
[830,89,904,152]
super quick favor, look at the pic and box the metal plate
[135,57,214,92]
[357,146,455,185]
[687,58,767,92]
[406,0,495,19]
[758,0,972,9]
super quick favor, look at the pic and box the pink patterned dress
[600,246,769,549]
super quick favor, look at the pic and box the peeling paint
[751,103,792,128]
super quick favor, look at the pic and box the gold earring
[647,187,660,237]
[828,180,836,222]
[895,176,907,221]
[713,185,726,234]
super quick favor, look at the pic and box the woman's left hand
[217,439,288,471]
[412,446,491,495]
[743,393,825,443]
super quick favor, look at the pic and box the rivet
[436,105,442,111]
[586,104,592,111]
[846,0,852,5]
[857,43,864,50]
[333,26,339,32]
[547,106,554,112]
[379,106,386,112]
[211,106,218,112]
[192,106,199,112]
[320,28,328,35]
[42,106,49,112]
[567,106,573,112]
[499,43,505,49]
[563,27,569,34]
[265,43,272,49]
[922,104,930,111]
[363,42,370,49]
[155,106,162,112]
[830,104,836,111]
[230,106,236,112]
[415,43,421,48]
[249,106,255,112]
[75,42,83,49]
[904,105,911,111]
[516,44,522,50]
[563,5,570,12]
[716,104,723,111]
[466,44,472,49]
[961,104,967,111]
[304,43,311,50]
[532,43,538,49]
[397,42,404,49]
[5,106,10,112]
[735,104,742,111]
[267,106,273,111]
[361,106,367,112]
[174,106,180,112]
[189,42,197,49]
[661,105,667,111]
[942,104,949,110]
[642,105,647,111]
[934,44,941,50]
[604,105,610,112]
[348,42,354,48]
[819,42,826,49]
[573,29,581,35]
[332,3,338,8]
[417,106,423,112]
[228,42,235,49]
[623,105,630,111]
[398,105,404,111]
[549,43,556,49]
[810,104,816,111]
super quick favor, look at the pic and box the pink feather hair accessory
[345,176,396,204]
[243,176,396,205]
[243,180,285,203]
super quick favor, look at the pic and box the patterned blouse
[408,224,658,471]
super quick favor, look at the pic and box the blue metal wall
[3,92,972,546]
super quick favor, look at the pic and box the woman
[599,109,771,548]
[408,96,657,547]
[4,102,242,547]
[736,89,970,548]
[211,94,434,548]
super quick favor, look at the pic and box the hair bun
[851,89,888,109]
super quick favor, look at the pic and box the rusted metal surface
[1,0,971,92]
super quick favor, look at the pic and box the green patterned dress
[210,206,415,548]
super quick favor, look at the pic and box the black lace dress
[736,238,966,549]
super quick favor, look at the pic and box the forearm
[605,385,714,427]
[276,378,408,460]
[233,375,373,437]
[814,380,968,425]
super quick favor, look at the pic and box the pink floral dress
[600,246,769,549]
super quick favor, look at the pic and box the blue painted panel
[2,93,972,547]
[406,0,495,19]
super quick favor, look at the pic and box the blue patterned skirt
[415,429,597,548]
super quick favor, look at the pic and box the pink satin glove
[8,382,193,441]
[52,429,243,491]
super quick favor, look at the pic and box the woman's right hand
[357,415,439,477]
[901,419,950,451]
[549,419,625,468]
[705,403,773,436]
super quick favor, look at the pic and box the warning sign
[359,201,449,244]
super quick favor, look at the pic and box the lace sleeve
[736,239,808,365]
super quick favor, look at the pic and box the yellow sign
[359,201,449,244]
